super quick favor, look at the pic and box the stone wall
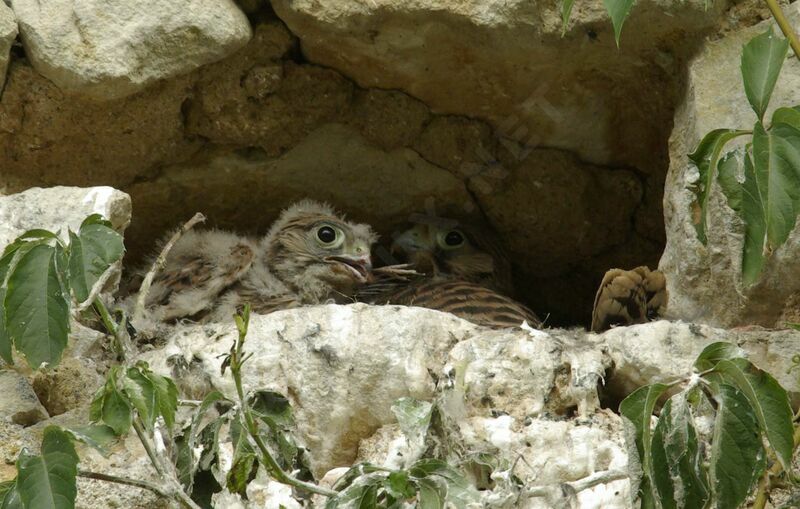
[0,0,780,326]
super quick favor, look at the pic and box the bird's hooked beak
[325,254,372,283]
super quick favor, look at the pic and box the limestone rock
[0,63,197,192]
[10,0,252,100]
[32,357,105,417]
[271,0,728,172]
[661,7,800,327]
[0,186,132,249]
[603,321,800,405]
[0,370,48,426]
[140,304,477,477]
[0,2,16,92]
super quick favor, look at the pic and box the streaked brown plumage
[138,200,377,323]
[590,266,668,332]
[360,220,542,329]
[384,279,542,329]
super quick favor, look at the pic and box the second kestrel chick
[391,221,513,295]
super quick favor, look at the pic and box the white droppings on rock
[246,467,303,509]
[481,415,515,452]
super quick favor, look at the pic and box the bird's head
[264,200,377,302]
[391,221,513,294]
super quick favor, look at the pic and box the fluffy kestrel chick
[391,222,513,295]
[139,200,376,323]
[590,266,668,332]
[360,220,541,329]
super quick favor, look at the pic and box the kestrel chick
[139,200,376,323]
[590,266,668,332]
[360,220,541,329]
[391,222,513,294]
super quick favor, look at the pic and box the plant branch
[133,212,206,324]
[525,469,628,498]
[93,298,135,362]
[764,0,800,60]
[77,470,170,498]
[753,424,800,509]
[133,420,165,477]
[74,260,122,313]
[228,309,338,498]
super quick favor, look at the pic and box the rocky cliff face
[0,0,767,326]
[2,1,800,507]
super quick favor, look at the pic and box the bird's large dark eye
[444,230,464,247]
[317,226,337,244]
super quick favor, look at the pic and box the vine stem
[764,0,800,60]
[229,311,338,498]
[752,424,800,509]
[77,471,169,498]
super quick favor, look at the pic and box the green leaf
[80,215,114,229]
[752,121,800,249]
[689,129,751,244]
[386,471,417,500]
[392,397,433,446]
[649,404,676,508]
[408,459,479,507]
[659,393,709,508]
[175,391,228,489]
[355,483,378,508]
[63,425,118,457]
[0,481,19,509]
[147,370,178,430]
[709,384,765,508]
[226,419,257,496]
[560,0,576,34]
[739,148,768,285]
[0,481,21,509]
[717,150,744,214]
[93,369,133,436]
[694,342,746,371]
[712,358,794,470]
[788,322,800,330]
[4,244,70,368]
[250,391,294,429]
[417,478,446,509]
[741,28,789,120]
[68,223,124,302]
[0,482,14,503]
[16,426,78,509]
[123,367,158,430]
[15,230,59,242]
[603,0,635,46]
[0,249,17,365]
[619,383,670,497]
[772,106,800,129]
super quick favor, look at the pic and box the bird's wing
[634,266,668,320]
[355,264,426,302]
[383,279,542,329]
[145,238,255,322]
[591,266,667,332]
